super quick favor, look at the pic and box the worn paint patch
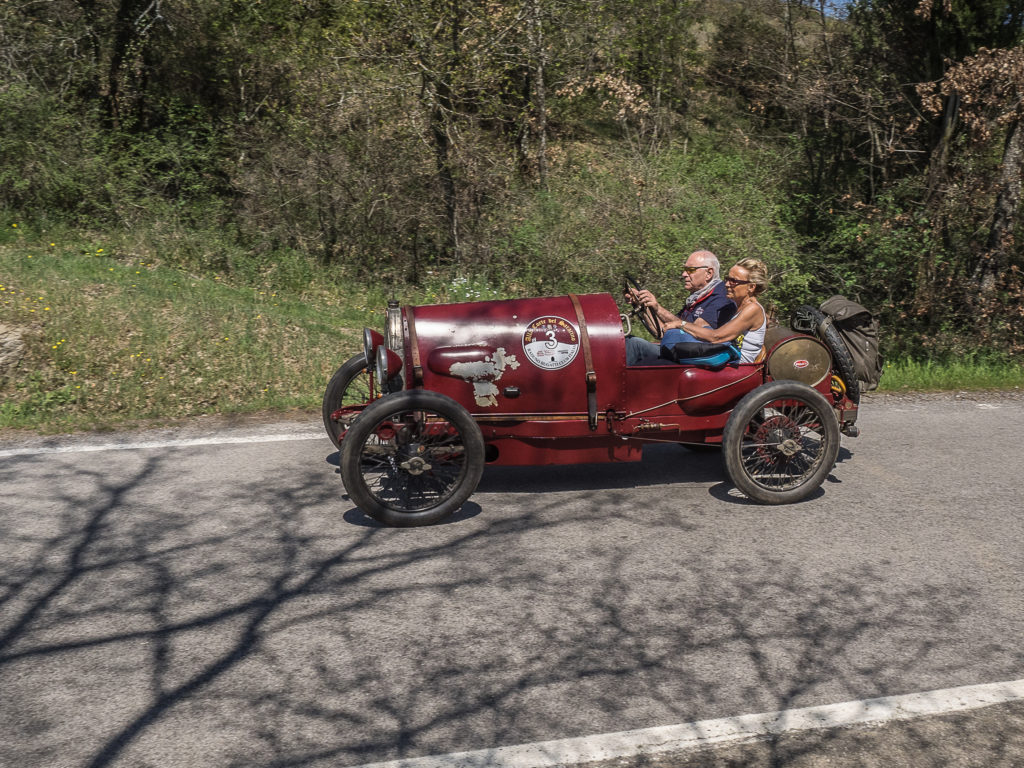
[449,348,521,407]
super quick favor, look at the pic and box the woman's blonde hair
[734,257,769,295]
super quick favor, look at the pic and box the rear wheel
[723,381,840,504]
[340,390,485,527]
[322,354,375,448]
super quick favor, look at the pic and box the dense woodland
[2,0,1024,359]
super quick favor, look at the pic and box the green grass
[0,232,376,433]
[877,358,1024,393]
[0,224,522,434]
[2,222,1021,435]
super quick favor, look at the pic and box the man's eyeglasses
[724,276,753,285]
[682,265,711,274]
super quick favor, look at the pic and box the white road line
[0,431,326,458]
[352,678,1024,768]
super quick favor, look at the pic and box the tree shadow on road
[1,449,1021,768]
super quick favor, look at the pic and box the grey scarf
[684,277,723,308]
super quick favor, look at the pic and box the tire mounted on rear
[793,305,861,404]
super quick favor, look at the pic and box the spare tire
[791,305,860,404]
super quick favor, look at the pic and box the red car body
[325,292,860,526]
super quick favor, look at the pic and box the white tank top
[738,304,767,363]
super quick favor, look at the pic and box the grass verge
[877,358,1024,393]
[2,223,1021,435]
[0,232,378,433]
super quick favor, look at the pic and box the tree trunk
[421,0,463,263]
[924,91,960,204]
[914,92,961,316]
[527,0,548,187]
[976,116,1024,295]
[426,72,459,262]
[74,0,104,103]
[815,0,833,70]
[105,0,143,127]
[103,0,162,129]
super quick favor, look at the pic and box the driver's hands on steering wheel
[631,289,658,310]
[624,285,656,308]
[623,276,665,340]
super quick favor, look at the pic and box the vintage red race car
[323,291,861,526]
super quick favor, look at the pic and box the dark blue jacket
[677,281,736,328]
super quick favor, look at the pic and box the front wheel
[723,381,840,504]
[322,354,376,448]
[340,390,485,527]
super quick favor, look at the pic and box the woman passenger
[674,258,769,362]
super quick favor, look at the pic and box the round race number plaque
[522,316,580,371]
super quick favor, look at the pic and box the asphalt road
[1,392,1023,768]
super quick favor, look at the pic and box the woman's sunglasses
[724,276,752,285]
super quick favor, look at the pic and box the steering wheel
[624,275,664,340]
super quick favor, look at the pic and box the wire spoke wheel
[724,381,840,504]
[740,404,826,490]
[322,354,377,448]
[357,413,467,511]
[341,391,484,526]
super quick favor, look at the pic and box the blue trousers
[625,336,662,365]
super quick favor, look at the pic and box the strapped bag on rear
[818,296,883,392]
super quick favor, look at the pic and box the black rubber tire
[322,354,374,448]
[723,380,841,504]
[340,390,485,527]
[793,305,860,404]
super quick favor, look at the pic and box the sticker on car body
[522,316,580,371]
